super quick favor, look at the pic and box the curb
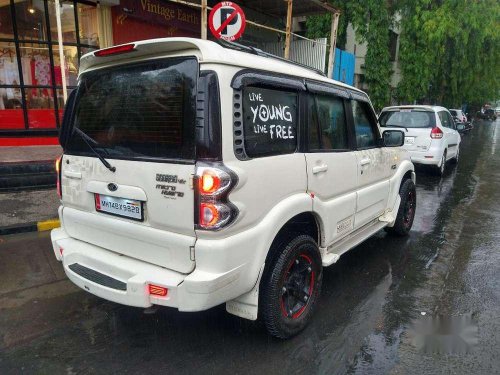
[0,219,60,236]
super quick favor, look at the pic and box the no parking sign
[209,2,246,41]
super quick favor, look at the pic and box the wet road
[1,120,499,374]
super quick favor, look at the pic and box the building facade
[0,0,201,146]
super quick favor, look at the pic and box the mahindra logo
[108,183,118,192]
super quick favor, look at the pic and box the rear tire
[434,152,447,176]
[452,147,459,165]
[385,178,416,237]
[260,235,322,339]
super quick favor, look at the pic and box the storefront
[0,0,101,145]
[0,0,199,146]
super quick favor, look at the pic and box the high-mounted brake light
[94,44,135,57]
[148,284,168,297]
[56,155,62,199]
[430,127,443,139]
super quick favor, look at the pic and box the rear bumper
[407,146,443,166]
[51,227,244,311]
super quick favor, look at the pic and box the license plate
[405,137,415,144]
[95,194,143,221]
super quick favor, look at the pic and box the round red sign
[208,2,246,41]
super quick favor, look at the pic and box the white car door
[351,100,394,229]
[438,111,459,158]
[305,93,358,245]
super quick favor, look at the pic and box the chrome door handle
[312,164,328,174]
[360,158,371,166]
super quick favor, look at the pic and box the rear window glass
[379,110,436,128]
[242,86,298,157]
[65,57,198,160]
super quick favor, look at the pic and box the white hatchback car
[379,105,461,175]
[51,38,416,338]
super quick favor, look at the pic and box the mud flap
[226,263,265,321]
[379,195,401,227]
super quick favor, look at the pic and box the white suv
[379,105,461,175]
[51,38,416,338]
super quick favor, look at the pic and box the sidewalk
[0,145,62,163]
[0,145,62,235]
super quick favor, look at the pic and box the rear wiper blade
[73,128,116,172]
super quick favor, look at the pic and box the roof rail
[217,39,326,77]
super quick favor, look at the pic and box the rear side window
[379,110,436,128]
[438,111,452,128]
[65,57,198,160]
[308,94,349,151]
[242,86,298,157]
[352,100,378,149]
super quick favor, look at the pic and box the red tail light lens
[430,127,443,139]
[56,155,62,198]
[94,43,135,57]
[200,203,220,227]
[195,163,238,230]
[200,171,221,194]
[148,284,168,297]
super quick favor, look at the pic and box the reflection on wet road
[1,120,499,374]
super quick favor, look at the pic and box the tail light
[430,127,443,139]
[148,284,168,297]
[195,163,238,230]
[56,155,62,199]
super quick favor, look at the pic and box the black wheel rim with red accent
[403,190,416,228]
[280,254,315,319]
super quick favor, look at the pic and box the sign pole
[201,0,207,40]
[55,0,67,103]
[327,12,340,78]
[284,0,293,59]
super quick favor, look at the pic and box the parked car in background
[449,109,473,133]
[477,108,497,121]
[379,105,461,176]
[449,109,467,123]
[495,107,500,117]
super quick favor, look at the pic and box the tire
[385,178,416,237]
[452,147,459,164]
[260,235,323,339]
[434,152,447,176]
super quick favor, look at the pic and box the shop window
[0,2,14,38]
[14,0,49,41]
[0,41,23,130]
[48,0,77,43]
[19,43,53,86]
[52,45,78,86]
[0,1,98,131]
[78,3,99,46]
[25,89,56,128]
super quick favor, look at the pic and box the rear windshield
[65,57,198,161]
[379,110,436,128]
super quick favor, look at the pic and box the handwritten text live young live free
[248,91,295,140]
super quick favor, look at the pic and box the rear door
[350,100,393,229]
[305,92,358,245]
[61,57,198,273]
[438,110,459,158]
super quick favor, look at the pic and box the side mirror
[457,124,465,131]
[383,130,405,147]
